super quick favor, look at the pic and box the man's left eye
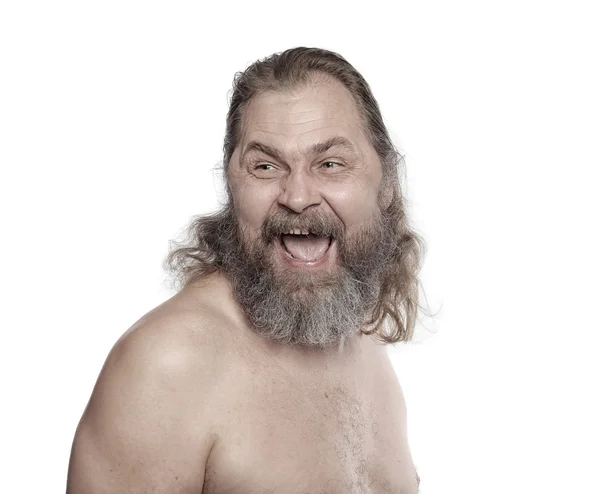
[322,161,341,169]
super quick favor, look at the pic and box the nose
[277,170,322,213]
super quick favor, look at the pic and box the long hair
[165,47,427,344]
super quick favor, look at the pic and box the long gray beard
[227,254,379,349]
[217,206,393,350]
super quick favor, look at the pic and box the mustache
[261,209,345,242]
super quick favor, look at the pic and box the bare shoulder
[67,274,234,493]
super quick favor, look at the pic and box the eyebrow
[310,136,357,156]
[241,136,358,163]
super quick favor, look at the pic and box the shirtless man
[67,47,425,493]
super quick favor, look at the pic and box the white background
[1,1,599,492]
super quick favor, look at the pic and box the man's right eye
[250,161,284,178]
[256,163,275,171]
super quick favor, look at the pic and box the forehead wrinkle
[249,124,362,137]
[284,107,333,116]
[250,115,347,127]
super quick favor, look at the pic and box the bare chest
[202,350,417,493]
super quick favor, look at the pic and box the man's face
[229,79,384,276]
[224,79,391,348]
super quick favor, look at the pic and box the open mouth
[279,230,333,262]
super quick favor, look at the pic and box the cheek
[231,180,278,230]
[327,179,381,227]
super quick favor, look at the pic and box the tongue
[281,234,330,261]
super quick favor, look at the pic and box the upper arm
[67,321,220,493]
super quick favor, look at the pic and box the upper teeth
[289,229,309,235]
